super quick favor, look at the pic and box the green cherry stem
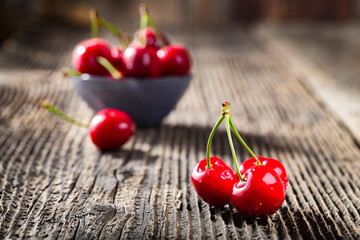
[223,103,244,181]
[96,57,122,79]
[89,8,99,38]
[97,17,129,47]
[139,4,149,47]
[41,101,89,128]
[139,3,165,47]
[139,4,158,32]
[229,117,261,165]
[205,115,225,169]
[90,8,129,46]
[62,68,81,77]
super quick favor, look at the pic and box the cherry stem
[90,8,129,46]
[96,56,122,79]
[139,4,149,47]
[41,101,89,128]
[139,4,158,32]
[205,115,224,169]
[97,17,129,47]
[89,8,99,38]
[229,117,261,165]
[139,3,165,47]
[222,102,244,180]
[62,68,81,77]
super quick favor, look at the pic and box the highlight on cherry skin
[191,157,238,207]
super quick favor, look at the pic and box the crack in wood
[87,175,97,196]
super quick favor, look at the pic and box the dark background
[1,0,359,43]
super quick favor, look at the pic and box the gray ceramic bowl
[70,74,191,127]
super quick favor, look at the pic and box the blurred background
[1,0,359,43]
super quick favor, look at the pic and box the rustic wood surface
[0,17,360,239]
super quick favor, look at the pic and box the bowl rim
[71,74,192,83]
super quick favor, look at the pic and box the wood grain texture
[255,24,360,145]
[0,18,360,239]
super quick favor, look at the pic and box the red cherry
[191,157,238,207]
[231,165,286,217]
[240,157,288,190]
[72,38,112,75]
[157,45,191,76]
[133,27,169,50]
[89,109,136,151]
[110,47,125,73]
[122,46,161,77]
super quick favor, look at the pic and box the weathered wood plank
[0,19,360,239]
[255,24,360,145]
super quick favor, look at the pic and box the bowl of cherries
[68,4,191,127]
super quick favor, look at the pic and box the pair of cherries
[42,102,135,151]
[72,5,191,79]
[191,102,288,217]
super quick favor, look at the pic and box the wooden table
[0,17,360,239]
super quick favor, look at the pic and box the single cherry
[42,102,135,151]
[231,165,286,218]
[191,157,238,206]
[89,109,136,151]
[157,44,191,76]
[122,46,161,77]
[240,157,288,191]
[71,38,113,75]
[133,27,169,50]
